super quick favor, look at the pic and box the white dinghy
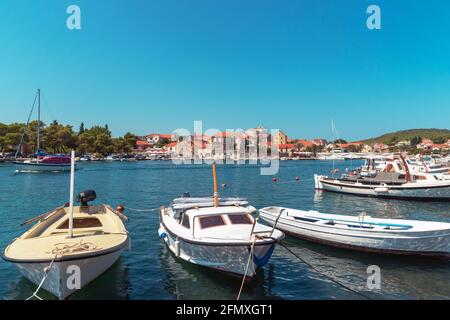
[259,207,450,258]
[2,152,129,299]
[158,164,284,280]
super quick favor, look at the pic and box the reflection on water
[158,242,282,300]
[0,160,449,299]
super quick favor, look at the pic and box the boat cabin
[164,200,257,240]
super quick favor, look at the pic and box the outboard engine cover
[77,190,97,206]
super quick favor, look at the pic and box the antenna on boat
[212,163,219,207]
[37,89,40,153]
[68,150,75,238]
[399,153,411,182]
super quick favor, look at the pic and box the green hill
[362,128,450,145]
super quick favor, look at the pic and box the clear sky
[0,0,449,141]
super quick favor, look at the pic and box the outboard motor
[77,190,97,206]
[181,192,190,198]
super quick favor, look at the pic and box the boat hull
[259,209,450,258]
[314,175,450,201]
[14,162,74,172]
[158,224,276,279]
[13,248,123,300]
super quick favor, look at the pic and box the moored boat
[259,207,450,258]
[3,153,129,299]
[315,155,450,201]
[158,164,284,279]
[13,90,74,172]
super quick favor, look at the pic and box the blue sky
[0,0,449,141]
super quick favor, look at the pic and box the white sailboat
[158,164,284,279]
[259,206,450,258]
[3,151,129,299]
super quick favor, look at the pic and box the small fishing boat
[158,164,284,279]
[315,155,450,201]
[259,207,450,258]
[2,152,129,299]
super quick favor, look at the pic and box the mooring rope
[236,237,257,300]
[26,254,58,300]
[279,242,373,300]
[124,206,159,212]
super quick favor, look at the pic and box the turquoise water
[0,160,449,300]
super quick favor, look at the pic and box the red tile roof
[166,142,177,148]
[136,140,151,146]
[278,143,294,149]
[296,139,314,147]
[146,133,172,139]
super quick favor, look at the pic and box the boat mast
[212,163,219,207]
[68,150,75,238]
[37,89,40,153]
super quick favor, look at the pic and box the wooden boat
[259,206,450,258]
[2,152,129,299]
[158,164,284,279]
[314,155,450,201]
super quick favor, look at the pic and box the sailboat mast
[37,89,40,153]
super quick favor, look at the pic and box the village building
[273,130,288,146]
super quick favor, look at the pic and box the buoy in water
[295,176,300,181]
[221,183,227,188]
[272,177,277,182]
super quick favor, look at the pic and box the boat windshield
[228,214,253,225]
[198,215,226,229]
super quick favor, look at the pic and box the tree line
[0,121,137,156]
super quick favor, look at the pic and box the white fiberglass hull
[158,224,276,279]
[314,175,450,201]
[259,207,450,257]
[14,249,123,300]
[14,162,73,172]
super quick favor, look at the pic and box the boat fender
[174,240,181,257]
[374,187,389,193]
[158,228,167,240]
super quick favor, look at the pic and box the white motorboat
[315,155,450,201]
[158,164,284,279]
[3,153,129,299]
[259,207,450,258]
